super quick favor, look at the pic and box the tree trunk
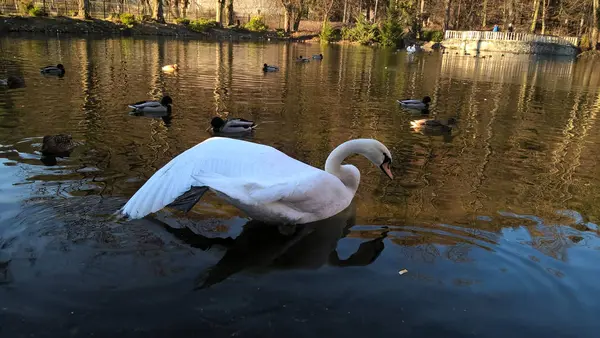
[530,0,540,33]
[443,0,452,31]
[182,0,189,17]
[78,0,91,19]
[540,0,546,34]
[373,0,379,21]
[172,0,180,18]
[283,5,292,32]
[455,0,461,29]
[226,0,234,26]
[216,0,224,26]
[293,7,302,31]
[578,13,584,37]
[593,0,599,50]
[482,0,487,28]
[343,0,348,23]
[420,0,426,27]
[153,0,165,23]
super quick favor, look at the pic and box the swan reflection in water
[152,202,387,289]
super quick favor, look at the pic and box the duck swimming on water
[263,63,279,72]
[40,64,65,76]
[398,96,432,110]
[210,117,256,134]
[128,96,173,113]
[41,134,76,155]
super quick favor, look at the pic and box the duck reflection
[158,203,387,289]
[129,110,173,127]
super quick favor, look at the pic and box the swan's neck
[325,140,368,190]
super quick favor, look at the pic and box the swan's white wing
[119,137,336,220]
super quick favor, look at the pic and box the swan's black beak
[380,156,393,180]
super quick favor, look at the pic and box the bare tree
[530,0,540,32]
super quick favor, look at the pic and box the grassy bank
[0,15,317,41]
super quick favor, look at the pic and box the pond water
[1,35,599,337]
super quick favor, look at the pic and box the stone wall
[442,38,578,56]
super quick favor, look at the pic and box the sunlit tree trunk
[343,0,348,23]
[283,3,293,32]
[373,0,379,21]
[541,0,546,34]
[153,0,165,23]
[216,0,225,26]
[420,0,426,27]
[226,0,234,26]
[482,0,487,28]
[593,0,599,50]
[78,0,91,19]
[530,0,540,33]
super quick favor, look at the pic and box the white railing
[444,30,579,47]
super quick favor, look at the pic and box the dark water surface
[0,35,599,337]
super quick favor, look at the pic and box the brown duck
[41,134,76,155]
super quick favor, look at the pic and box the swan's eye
[382,153,391,164]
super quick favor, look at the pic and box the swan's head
[161,96,173,106]
[356,140,393,180]
[325,139,393,181]
[423,96,432,104]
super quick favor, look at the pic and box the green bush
[28,5,45,16]
[379,6,403,47]
[245,16,268,32]
[276,28,286,38]
[319,20,336,43]
[175,18,191,25]
[119,13,137,28]
[20,1,45,16]
[189,19,218,32]
[342,14,379,45]
[421,30,444,42]
[580,34,591,51]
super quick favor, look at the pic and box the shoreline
[0,15,319,42]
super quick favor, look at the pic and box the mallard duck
[0,76,25,89]
[263,63,279,72]
[210,117,256,134]
[398,96,432,110]
[40,64,65,75]
[296,56,310,62]
[162,64,179,72]
[128,95,173,113]
[312,54,323,60]
[410,117,457,133]
[41,134,76,155]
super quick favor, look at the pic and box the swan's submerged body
[120,137,392,224]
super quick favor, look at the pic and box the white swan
[119,137,393,224]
